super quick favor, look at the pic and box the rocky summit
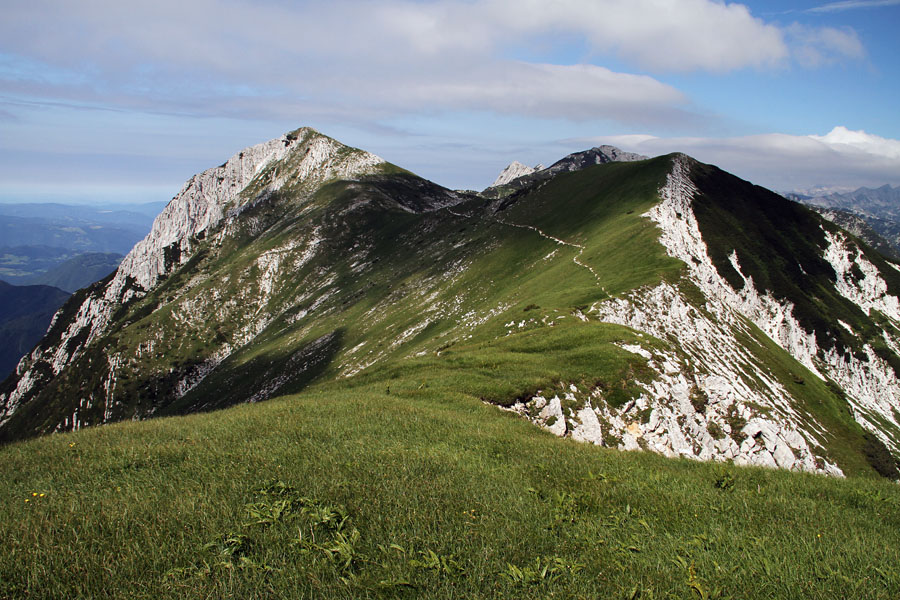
[2,127,900,480]
[490,161,541,188]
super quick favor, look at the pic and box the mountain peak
[545,145,648,175]
[490,161,541,187]
[0,127,389,400]
[119,128,385,292]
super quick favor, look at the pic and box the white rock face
[120,136,289,292]
[646,155,900,456]
[490,161,539,187]
[507,306,834,474]
[110,130,383,304]
[816,230,900,446]
[591,156,831,473]
[824,230,900,323]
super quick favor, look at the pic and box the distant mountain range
[0,201,163,287]
[23,253,122,293]
[800,184,900,217]
[0,202,162,378]
[787,184,900,258]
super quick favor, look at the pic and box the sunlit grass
[2,376,899,599]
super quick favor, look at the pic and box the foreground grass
[2,382,899,599]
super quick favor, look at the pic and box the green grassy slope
[2,382,899,599]
[167,158,683,415]
[499,158,683,297]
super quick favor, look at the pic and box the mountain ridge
[2,128,900,481]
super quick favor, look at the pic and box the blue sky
[1,0,899,202]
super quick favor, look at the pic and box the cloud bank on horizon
[580,126,900,193]
[0,0,898,197]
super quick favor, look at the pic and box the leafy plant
[318,528,362,573]
[408,549,464,576]
[501,556,584,586]
[713,468,736,492]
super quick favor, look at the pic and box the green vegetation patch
[341,319,658,410]
[500,157,684,297]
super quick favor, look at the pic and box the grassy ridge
[501,157,683,297]
[150,160,681,421]
[2,379,899,599]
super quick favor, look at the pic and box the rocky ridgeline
[543,145,647,175]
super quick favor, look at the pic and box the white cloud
[809,126,900,159]
[0,0,708,127]
[0,0,862,127]
[349,62,690,124]
[489,0,787,72]
[576,127,900,191]
[380,0,788,73]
